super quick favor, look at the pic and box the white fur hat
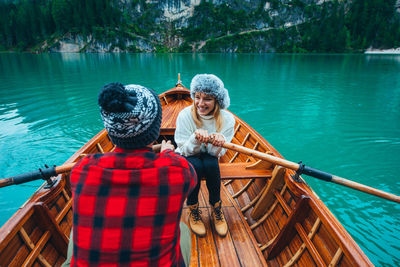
[190,74,230,109]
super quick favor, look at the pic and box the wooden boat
[0,82,372,266]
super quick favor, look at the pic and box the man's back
[70,147,196,266]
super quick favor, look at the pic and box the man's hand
[160,140,175,152]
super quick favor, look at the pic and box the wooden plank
[268,203,295,264]
[33,204,68,257]
[0,234,25,266]
[189,224,199,267]
[196,207,220,266]
[41,240,66,266]
[55,197,73,224]
[185,181,243,266]
[298,250,317,267]
[55,256,67,267]
[223,207,265,267]
[229,132,250,163]
[241,184,265,213]
[310,222,339,263]
[204,207,241,267]
[227,179,272,249]
[284,218,321,267]
[8,245,30,267]
[329,248,343,266]
[246,159,273,170]
[232,179,254,198]
[251,200,279,231]
[179,211,200,267]
[267,196,311,259]
[251,166,286,219]
[221,185,268,266]
[295,223,326,266]
[18,227,52,267]
[220,163,272,179]
[21,231,51,267]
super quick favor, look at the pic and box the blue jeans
[185,153,221,206]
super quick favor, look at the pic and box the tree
[51,0,72,33]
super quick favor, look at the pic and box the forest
[0,0,399,52]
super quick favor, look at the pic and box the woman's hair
[191,100,223,132]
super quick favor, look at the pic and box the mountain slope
[0,0,399,53]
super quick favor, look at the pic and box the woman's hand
[160,140,175,152]
[195,129,209,143]
[209,133,225,147]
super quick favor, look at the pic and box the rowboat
[0,82,373,266]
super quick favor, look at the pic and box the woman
[175,74,235,237]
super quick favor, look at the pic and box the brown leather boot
[211,201,228,237]
[188,203,206,237]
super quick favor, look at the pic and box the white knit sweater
[174,106,235,158]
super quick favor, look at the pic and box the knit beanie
[98,82,162,149]
[190,74,230,109]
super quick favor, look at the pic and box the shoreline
[364,47,400,54]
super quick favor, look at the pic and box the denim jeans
[185,153,221,206]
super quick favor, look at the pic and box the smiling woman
[175,74,236,238]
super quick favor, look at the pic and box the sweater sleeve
[207,111,236,158]
[174,107,202,157]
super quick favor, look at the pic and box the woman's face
[194,92,216,116]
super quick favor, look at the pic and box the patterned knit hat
[190,74,230,109]
[98,82,162,149]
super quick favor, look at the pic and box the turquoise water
[0,53,399,265]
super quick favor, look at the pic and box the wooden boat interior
[0,85,371,266]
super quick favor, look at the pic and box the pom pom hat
[190,74,230,109]
[98,82,162,149]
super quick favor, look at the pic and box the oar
[0,144,163,188]
[220,141,400,204]
[0,163,76,188]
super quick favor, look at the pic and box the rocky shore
[364,47,400,54]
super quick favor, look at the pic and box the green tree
[51,0,72,32]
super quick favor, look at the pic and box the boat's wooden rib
[0,84,372,266]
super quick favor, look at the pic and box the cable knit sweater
[175,106,235,158]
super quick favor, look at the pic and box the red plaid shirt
[70,147,197,267]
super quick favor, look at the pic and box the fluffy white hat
[190,74,230,109]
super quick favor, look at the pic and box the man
[68,82,196,266]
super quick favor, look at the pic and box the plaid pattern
[70,147,197,267]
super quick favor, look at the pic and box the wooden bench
[219,162,272,179]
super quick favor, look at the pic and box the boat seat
[219,162,272,179]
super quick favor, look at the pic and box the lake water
[0,53,399,265]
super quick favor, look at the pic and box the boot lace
[214,206,224,221]
[190,207,202,222]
